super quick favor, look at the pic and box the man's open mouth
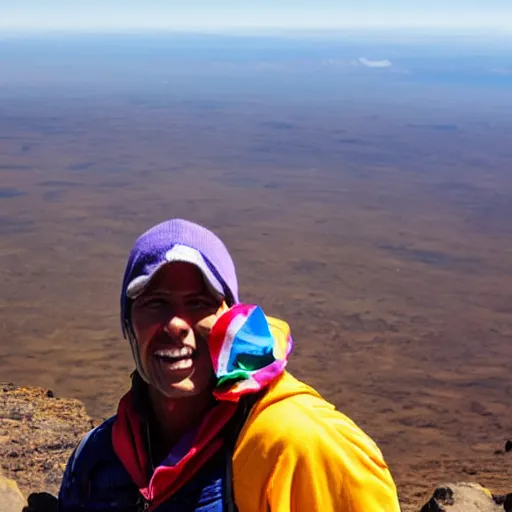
[152,347,195,370]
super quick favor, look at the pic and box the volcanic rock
[0,382,94,497]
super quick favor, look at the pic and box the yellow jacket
[232,318,400,512]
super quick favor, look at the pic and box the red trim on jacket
[112,390,237,509]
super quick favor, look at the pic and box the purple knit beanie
[120,219,239,382]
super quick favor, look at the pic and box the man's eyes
[187,297,216,309]
[141,297,215,310]
[143,298,167,309]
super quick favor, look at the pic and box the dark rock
[421,499,443,512]
[433,486,455,505]
[505,440,512,453]
[494,495,506,505]
[420,486,454,511]
[23,491,58,512]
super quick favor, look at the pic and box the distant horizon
[2,25,512,41]
[1,0,511,34]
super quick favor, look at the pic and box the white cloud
[357,57,393,68]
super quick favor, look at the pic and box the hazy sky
[0,0,511,32]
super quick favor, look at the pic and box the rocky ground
[0,382,510,511]
[0,383,94,498]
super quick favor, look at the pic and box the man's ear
[217,301,230,314]
[195,301,229,340]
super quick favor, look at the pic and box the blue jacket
[58,416,232,512]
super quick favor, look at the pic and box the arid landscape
[0,33,511,510]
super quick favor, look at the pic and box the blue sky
[0,0,511,32]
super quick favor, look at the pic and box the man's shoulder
[240,376,332,443]
[70,415,117,471]
[79,415,116,449]
[253,389,352,445]
[243,373,383,459]
[234,378,400,512]
[59,415,140,508]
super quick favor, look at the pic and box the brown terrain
[0,384,93,497]
[0,75,511,509]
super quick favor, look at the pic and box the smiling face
[131,262,227,399]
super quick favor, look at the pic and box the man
[58,218,400,511]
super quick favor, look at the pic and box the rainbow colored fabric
[209,304,294,401]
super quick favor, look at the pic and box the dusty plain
[0,80,511,510]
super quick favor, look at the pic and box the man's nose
[163,315,190,340]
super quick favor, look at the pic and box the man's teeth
[154,347,194,370]
[154,347,193,359]
[164,358,193,370]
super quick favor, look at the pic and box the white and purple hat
[120,219,239,382]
